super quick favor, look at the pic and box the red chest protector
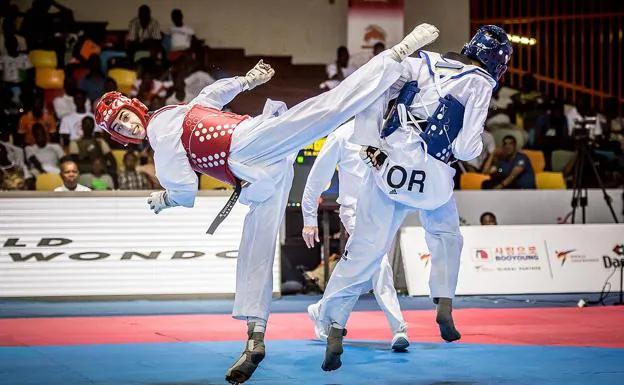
[180,105,250,185]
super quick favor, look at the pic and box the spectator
[179,55,214,99]
[118,151,151,190]
[131,70,170,105]
[372,42,385,56]
[18,96,57,146]
[0,142,26,190]
[602,97,623,150]
[53,76,91,120]
[0,85,22,142]
[104,77,118,93]
[0,34,33,86]
[54,158,90,191]
[482,135,536,189]
[480,212,498,225]
[321,46,357,89]
[79,54,107,103]
[462,130,495,173]
[79,157,114,190]
[19,0,73,64]
[68,116,115,173]
[25,122,64,175]
[0,138,33,184]
[0,7,28,55]
[169,8,195,53]
[165,75,189,105]
[566,94,602,140]
[59,90,95,144]
[127,4,161,61]
[534,98,571,167]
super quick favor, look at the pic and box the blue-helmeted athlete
[309,25,514,371]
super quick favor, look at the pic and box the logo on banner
[554,248,598,266]
[362,25,387,48]
[603,244,624,269]
[419,253,430,267]
[1,237,237,261]
[471,246,542,272]
[471,248,495,272]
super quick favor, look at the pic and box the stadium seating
[35,68,64,89]
[35,173,63,191]
[111,149,129,172]
[460,172,490,190]
[522,149,546,173]
[108,68,137,95]
[28,50,57,69]
[535,172,566,189]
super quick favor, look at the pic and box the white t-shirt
[131,79,172,98]
[54,183,91,192]
[52,94,92,120]
[0,53,32,83]
[184,71,215,99]
[60,112,95,140]
[25,143,65,173]
[166,93,191,105]
[170,25,195,51]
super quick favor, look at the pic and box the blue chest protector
[419,94,466,164]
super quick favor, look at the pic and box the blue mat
[1,340,622,385]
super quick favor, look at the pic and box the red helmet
[94,91,149,145]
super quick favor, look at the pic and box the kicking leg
[226,162,294,384]
[419,196,463,342]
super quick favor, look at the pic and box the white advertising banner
[0,196,281,298]
[403,189,623,226]
[347,0,404,67]
[400,224,624,296]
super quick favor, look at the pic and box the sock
[331,321,344,330]
[436,297,453,320]
[248,317,267,334]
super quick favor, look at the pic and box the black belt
[207,179,242,235]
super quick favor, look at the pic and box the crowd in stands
[0,0,212,191]
[0,0,622,194]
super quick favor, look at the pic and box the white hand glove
[147,191,174,214]
[302,226,320,249]
[243,60,275,90]
[410,23,440,50]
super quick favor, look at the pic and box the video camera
[572,116,598,143]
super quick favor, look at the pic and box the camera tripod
[570,138,619,224]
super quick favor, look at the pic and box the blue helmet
[461,25,513,81]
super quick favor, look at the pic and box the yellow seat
[522,149,546,173]
[111,149,129,172]
[536,172,566,189]
[36,173,63,191]
[29,50,58,68]
[108,68,137,95]
[35,68,64,89]
[200,175,233,190]
[460,172,490,190]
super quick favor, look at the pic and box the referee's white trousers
[319,173,462,328]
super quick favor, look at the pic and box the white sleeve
[189,77,245,110]
[301,133,342,227]
[59,116,71,135]
[52,144,65,159]
[153,133,199,208]
[452,77,493,161]
[326,63,338,79]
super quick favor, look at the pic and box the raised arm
[189,60,275,110]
